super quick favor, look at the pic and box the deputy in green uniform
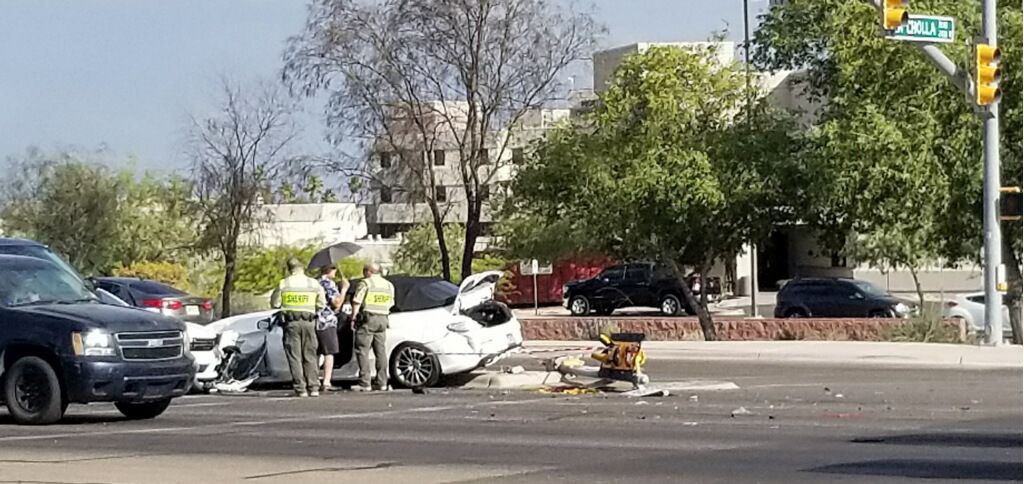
[270,257,327,397]
[350,262,395,392]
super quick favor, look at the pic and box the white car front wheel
[390,342,441,389]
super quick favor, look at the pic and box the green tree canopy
[0,149,198,275]
[503,45,802,340]
[754,0,1022,317]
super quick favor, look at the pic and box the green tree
[393,223,511,287]
[755,0,1022,337]
[0,150,199,275]
[503,46,800,340]
[0,151,123,275]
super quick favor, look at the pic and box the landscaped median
[518,316,970,342]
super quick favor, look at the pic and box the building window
[435,185,447,202]
[380,187,392,203]
[379,151,392,169]
[477,148,489,164]
[433,150,445,166]
[512,148,524,164]
[479,184,490,201]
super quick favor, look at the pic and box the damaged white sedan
[207,271,523,389]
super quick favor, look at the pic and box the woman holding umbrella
[316,264,349,392]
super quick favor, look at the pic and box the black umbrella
[307,242,363,271]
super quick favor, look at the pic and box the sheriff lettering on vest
[270,257,327,397]
[350,262,395,392]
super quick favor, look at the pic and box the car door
[830,281,868,317]
[592,265,627,308]
[622,264,655,307]
[799,281,834,316]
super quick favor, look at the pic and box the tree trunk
[699,266,710,311]
[908,266,925,314]
[1002,234,1022,345]
[220,250,237,319]
[461,200,482,281]
[670,260,717,341]
[427,201,452,282]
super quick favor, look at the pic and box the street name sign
[886,15,955,43]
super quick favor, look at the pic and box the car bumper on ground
[62,357,196,403]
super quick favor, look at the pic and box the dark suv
[563,262,710,316]
[773,277,913,318]
[0,244,194,425]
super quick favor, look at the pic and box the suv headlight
[893,302,910,315]
[72,330,116,357]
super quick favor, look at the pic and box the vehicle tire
[3,356,65,425]
[569,296,590,316]
[659,295,682,316]
[390,342,441,389]
[115,399,171,420]
[784,308,808,318]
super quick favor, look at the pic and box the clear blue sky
[0,0,769,174]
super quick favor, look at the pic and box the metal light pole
[981,0,1003,345]
[744,0,760,318]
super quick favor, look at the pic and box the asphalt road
[0,361,1019,484]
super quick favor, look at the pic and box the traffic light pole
[981,0,1003,345]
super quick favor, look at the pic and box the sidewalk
[521,340,1023,369]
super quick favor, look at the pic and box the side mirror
[257,318,272,331]
[84,277,97,291]
[849,292,865,300]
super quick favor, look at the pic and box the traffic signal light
[881,0,909,31]
[1000,187,1022,221]
[975,43,1002,106]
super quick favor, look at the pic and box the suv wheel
[115,399,171,420]
[784,308,808,318]
[3,356,65,425]
[660,295,682,316]
[569,296,590,316]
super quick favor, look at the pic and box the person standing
[316,264,347,392]
[350,262,394,392]
[270,257,326,397]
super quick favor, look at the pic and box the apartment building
[365,101,570,240]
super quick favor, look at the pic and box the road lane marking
[0,397,555,443]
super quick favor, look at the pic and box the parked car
[0,254,195,424]
[562,262,719,316]
[208,271,523,389]
[96,281,218,391]
[92,277,214,325]
[942,292,1012,335]
[773,277,914,318]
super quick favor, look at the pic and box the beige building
[366,101,570,241]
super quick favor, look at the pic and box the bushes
[233,244,320,294]
[112,261,190,290]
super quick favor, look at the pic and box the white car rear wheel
[390,342,440,389]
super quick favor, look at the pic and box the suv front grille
[116,331,184,361]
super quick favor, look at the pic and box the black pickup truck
[562,262,721,316]
[0,241,194,425]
